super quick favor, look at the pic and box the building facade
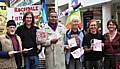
[56,0,120,34]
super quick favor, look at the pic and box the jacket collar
[5,33,17,39]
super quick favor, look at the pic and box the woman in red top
[104,19,120,69]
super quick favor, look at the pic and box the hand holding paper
[22,48,33,52]
[9,51,20,54]
[49,32,62,40]
[68,38,77,47]
[71,47,84,59]
[51,38,58,44]
[8,51,20,57]
[65,45,72,49]
[36,29,46,41]
[92,39,102,51]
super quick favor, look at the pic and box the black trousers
[104,54,120,69]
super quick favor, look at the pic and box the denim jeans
[68,57,83,69]
[24,55,39,69]
[85,60,102,69]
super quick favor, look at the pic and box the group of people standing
[0,12,41,69]
[0,11,120,69]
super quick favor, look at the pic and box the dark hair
[107,19,118,29]
[23,11,34,26]
[47,11,57,17]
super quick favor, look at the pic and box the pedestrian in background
[64,15,84,69]
[103,19,120,69]
[83,19,103,69]
[39,11,66,69]
[16,11,41,69]
[0,20,23,69]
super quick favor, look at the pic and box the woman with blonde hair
[83,19,103,69]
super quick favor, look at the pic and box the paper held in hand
[68,38,77,47]
[39,47,45,60]
[92,39,102,51]
[11,51,21,54]
[48,32,62,40]
[71,47,84,59]
[22,48,33,52]
[36,29,46,41]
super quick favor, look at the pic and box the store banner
[7,5,41,27]
[10,0,39,7]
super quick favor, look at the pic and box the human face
[7,26,16,35]
[71,19,79,29]
[25,14,32,25]
[107,22,116,32]
[49,12,58,24]
[89,21,98,34]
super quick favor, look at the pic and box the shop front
[80,0,120,34]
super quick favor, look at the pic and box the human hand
[84,46,92,52]
[8,51,18,57]
[101,43,104,47]
[51,38,58,44]
[91,43,95,48]
[65,45,72,49]
[37,45,41,50]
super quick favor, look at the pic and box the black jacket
[16,25,41,56]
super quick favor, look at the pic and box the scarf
[7,33,19,51]
[48,22,58,31]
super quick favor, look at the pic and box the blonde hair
[87,19,99,33]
